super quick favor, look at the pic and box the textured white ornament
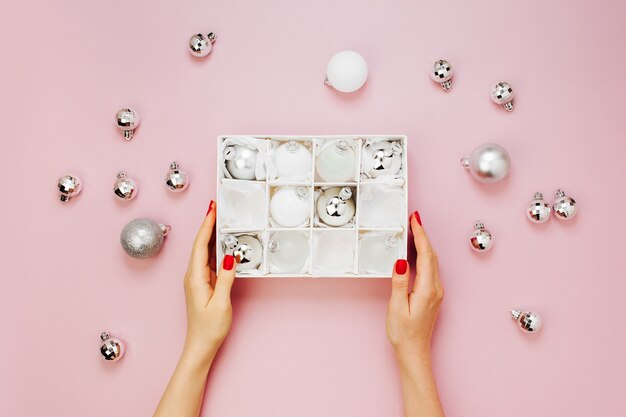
[268,231,310,273]
[359,234,401,274]
[274,140,312,179]
[316,140,357,182]
[461,143,511,183]
[270,187,311,227]
[324,50,368,93]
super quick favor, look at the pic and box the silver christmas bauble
[57,174,82,202]
[469,220,493,252]
[461,143,511,183]
[224,145,258,180]
[165,161,189,192]
[430,59,453,91]
[189,32,216,57]
[100,332,124,361]
[115,108,140,140]
[223,234,263,271]
[491,82,514,111]
[526,192,551,223]
[362,141,403,178]
[510,309,542,333]
[120,218,170,259]
[316,187,356,227]
[113,171,137,200]
[553,189,577,220]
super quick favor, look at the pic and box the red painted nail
[411,210,422,226]
[395,259,408,275]
[223,254,235,271]
[206,200,214,216]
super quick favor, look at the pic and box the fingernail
[395,259,408,275]
[223,254,235,271]
[206,200,214,216]
[411,210,422,226]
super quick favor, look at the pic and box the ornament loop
[100,332,111,341]
[159,224,171,236]
[460,157,470,168]
[268,240,279,253]
[474,220,485,230]
[555,188,565,198]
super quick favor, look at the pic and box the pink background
[2,0,625,416]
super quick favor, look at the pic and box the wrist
[181,341,220,370]
[394,344,431,369]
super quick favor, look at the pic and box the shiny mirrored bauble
[113,171,137,200]
[57,174,82,202]
[325,50,368,93]
[224,145,258,180]
[316,140,356,182]
[359,234,401,274]
[115,108,140,140]
[274,140,312,178]
[526,192,551,223]
[469,220,493,252]
[461,143,511,183]
[268,232,309,273]
[553,189,577,220]
[317,187,356,227]
[362,141,403,178]
[270,187,311,227]
[430,59,453,91]
[100,332,124,361]
[189,32,216,57]
[165,161,189,192]
[491,82,514,111]
[223,234,263,271]
[510,309,543,333]
[120,218,170,259]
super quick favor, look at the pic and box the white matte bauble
[316,187,356,227]
[268,231,309,273]
[324,50,368,93]
[526,192,551,223]
[224,145,258,180]
[270,187,311,227]
[469,220,493,252]
[274,140,312,179]
[461,143,511,183]
[316,140,356,182]
[553,189,577,220]
[510,309,542,333]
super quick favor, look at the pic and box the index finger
[409,211,437,291]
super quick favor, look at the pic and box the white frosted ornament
[274,140,312,179]
[359,234,401,274]
[268,232,309,273]
[461,143,511,183]
[316,140,356,182]
[316,187,356,227]
[324,50,368,93]
[270,187,311,227]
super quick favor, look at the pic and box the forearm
[396,349,445,417]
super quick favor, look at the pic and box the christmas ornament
[469,220,493,252]
[164,161,189,192]
[223,234,263,271]
[553,189,577,220]
[316,187,356,227]
[274,140,312,178]
[362,140,403,178]
[461,143,511,183]
[120,218,170,259]
[115,108,140,140]
[324,50,368,93]
[316,140,356,182]
[57,174,82,202]
[188,32,216,57]
[430,59,453,91]
[113,171,137,200]
[100,332,124,361]
[491,82,515,111]
[224,145,258,180]
[359,233,401,274]
[510,309,543,333]
[268,231,309,273]
[526,192,550,223]
[270,187,311,227]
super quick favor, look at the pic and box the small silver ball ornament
[510,309,543,333]
[224,145,258,180]
[113,171,137,200]
[57,174,82,202]
[316,187,356,227]
[526,192,551,223]
[115,108,140,140]
[165,161,189,192]
[430,59,453,91]
[461,143,511,183]
[120,218,170,259]
[553,189,577,220]
[189,32,216,57]
[491,82,515,111]
[363,141,403,178]
[469,220,493,252]
[223,234,263,271]
[100,332,125,361]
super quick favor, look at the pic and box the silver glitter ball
[430,59,453,91]
[469,220,493,252]
[510,309,543,333]
[100,332,125,362]
[552,189,577,220]
[316,187,356,227]
[165,161,189,192]
[461,143,511,183]
[526,192,551,223]
[113,171,138,200]
[57,174,82,202]
[491,82,515,111]
[115,108,140,140]
[224,145,258,180]
[120,218,170,259]
[189,32,216,57]
[223,234,263,271]
[363,141,403,178]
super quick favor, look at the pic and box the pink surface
[1,0,625,416]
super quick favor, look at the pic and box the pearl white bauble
[316,140,357,182]
[274,140,312,178]
[325,50,368,93]
[270,187,311,227]
[268,231,310,273]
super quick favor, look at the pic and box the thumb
[389,259,410,310]
[213,254,237,302]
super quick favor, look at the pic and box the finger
[189,200,216,274]
[389,259,410,311]
[410,211,432,256]
[409,211,438,293]
[213,254,237,303]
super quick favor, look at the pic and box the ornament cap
[460,157,470,168]
[510,309,521,321]
[101,332,111,341]
[268,240,279,253]
[391,142,403,155]
[123,130,133,140]
[474,220,485,230]
[207,32,216,43]
[117,171,126,179]
[296,186,309,198]
[287,140,299,153]
[336,140,350,152]
[503,102,514,111]
[533,192,543,200]
[555,188,566,198]
[441,80,451,91]
[339,187,352,201]
[169,161,180,170]
[59,195,70,202]
[385,235,399,249]
[159,224,171,236]
[224,234,238,250]
[224,146,237,161]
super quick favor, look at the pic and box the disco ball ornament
[430,59,453,91]
[57,174,82,202]
[316,139,357,182]
[100,332,124,362]
[120,218,170,259]
[316,187,356,227]
[270,187,311,227]
[113,171,137,200]
[223,234,263,272]
[469,220,493,252]
[164,161,189,192]
[461,143,511,183]
[224,145,258,180]
[189,32,216,57]
[324,50,368,93]
[115,108,140,140]
[491,82,515,111]
[553,189,578,220]
[526,192,550,223]
[362,140,403,178]
[274,140,312,179]
[510,309,543,333]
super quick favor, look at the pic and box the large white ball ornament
[461,143,511,183]
[325,50,368,93]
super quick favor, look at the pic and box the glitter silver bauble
[113,171,137,200]
[115,108,140,140]
[223,234,263,271]
[316,187,356,227]
[100,332,124,361]
[526,192,551,223]
[189,32,216,57]
[224,145,258,180]
[461,143,511,183]
[469,220,493,252]
[491,82,514,111]
[362,141,403,178]
[120,218,170,259]
[430,59,453,91]
[553,189,577,220]
[164,161,189,192]
[510,309,543,333]
[57,174,82,202]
